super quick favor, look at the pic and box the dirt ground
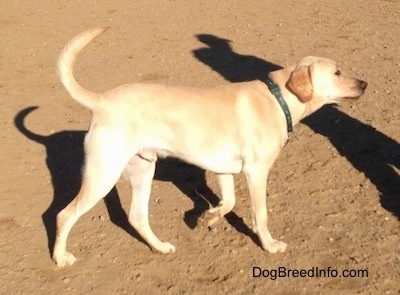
[1,0,399,294]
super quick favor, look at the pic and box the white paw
[263,239,287,254]
[153,242,176,254]
[53,251,77,267]
[208,207,220,214]
[198,209,222,228]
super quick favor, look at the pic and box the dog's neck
[263,77,293,133]
[268,68,326,127]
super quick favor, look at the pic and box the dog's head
[287,56,368,104]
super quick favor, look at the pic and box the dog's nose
[360,80,368,90]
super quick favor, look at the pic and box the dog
[53,27,367,267]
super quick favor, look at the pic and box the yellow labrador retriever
[53,27,367,266]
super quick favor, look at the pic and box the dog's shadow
[193,33,400,219]
[14,107,145,253]
[14,107,256,255]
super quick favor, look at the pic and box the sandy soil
[1,0,399,294]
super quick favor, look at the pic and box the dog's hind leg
[125,153,176,254]
[52,129,132,267]
[199,173,236,227]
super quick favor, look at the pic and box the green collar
[264,77,293,133]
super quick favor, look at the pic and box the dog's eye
[334,70,341,76]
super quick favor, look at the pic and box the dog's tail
[57,27,110,110]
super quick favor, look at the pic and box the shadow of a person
[193,34,399,219]
[302,107,400,217]
[193,34,282,82]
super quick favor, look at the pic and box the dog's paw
[53,251,77,267]
[198,209,222,228]
[263,239,287,254]
[152,242,176,254]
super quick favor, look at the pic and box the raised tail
[57,27,110,110]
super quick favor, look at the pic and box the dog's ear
[287,66,313,102]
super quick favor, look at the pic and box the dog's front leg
[244,164,287,253]
[200,173,236,227]
[125,154,176,254]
